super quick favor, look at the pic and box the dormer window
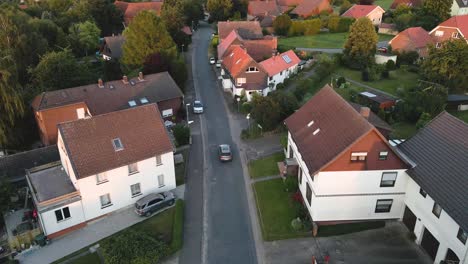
[246,67,259,73]
[112,138,124,151]
[128,100,137,107]
[379,151,388,160]
[351,152,367,161]
[452,32,460,39]
[140,97,149,104]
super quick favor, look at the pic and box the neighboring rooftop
[259,50,300,77]
[390,0,423,9]
[434,14,468,37]
[349,102,392,132]
[455,0,468,8]
[32,71,183,115]
[398,112,468,232]
[58,104,173,179]
[102,35,125,59]
[359,90,398,104]
[389,27,434,56]
[114,0,163,25]
[291,0,332,18]
[217,30,277,62]
[218,21,263,40]
[248,1,281,17]
[0,146,60,182]
[222,46,258,78]
[341,4,384,19]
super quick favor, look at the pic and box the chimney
[360,107,371,119]
[138,72,144,81]
[122,75,129,84]
[98,78,104,88]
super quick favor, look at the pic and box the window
[236,78,246,86]
[128,100,137,107]
[162,109,173,118]
[100,193,112,208]
[298,167,302,185]
[375,199,393,213]
[158,174,165,187]
[379,151,388,160]
[280,71,283,76]
[96,173,108,184]
[351,152,367,161]
[452,32,460,38]
[435,30,444,37]
[128,163,138,175]
[246,67,259,73]
[269,76,273,81]
[457,228,467,244]
[156,155,163,166]
[306,183,312,206]
[54,207,71,222]
[432,203,442,218]
[148,198,162,206]
[140,97,149,104]
[380,172,397,187]
[112,138,124,151]
[130,183,142,197]
[436,42,442,48]
[76,108,85,119]
[419,188,427,198]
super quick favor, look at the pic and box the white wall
[266,65,298,90]
[57,132,79,188]
[39,200,85,236]
[77,152,176,221]
[405,177,468,264]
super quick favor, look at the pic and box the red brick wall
[157,97,183,119]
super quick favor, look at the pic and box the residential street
[181,22,258,264]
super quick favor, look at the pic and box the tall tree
[76,21,101,56]
[250,95,281,131]
[122,11,177,67]
[161,0,186,45]
[85,0,123,36]
[207,0,232,21]
[423,0,452,22]
[343,17,378,69]
[184,0,204,29]
[273,14,292,36]
[422,39,468,94]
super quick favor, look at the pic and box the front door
[421,228,440,261]
[403,206,417,232]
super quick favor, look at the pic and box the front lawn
[335,66,420,96]
[450,110,468,123]
[375,0,394,10]
[279,33,394,49]
[253,179,310,241]
[248,152,285,179]
[70,252,101,264]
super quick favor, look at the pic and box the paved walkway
[16,185,185,264]
[251,175,281,183]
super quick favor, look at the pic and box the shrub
[273,14,292,36]
[381,69,389,79]
[276,83,285,90]
[303,19,321,36]
[291,218,303,231]
[173,124,190,146]
[336,76,346,87]
[241,102,252,114]
[385,60,396,71]
[283,176,298,192]
[416,112,431,129]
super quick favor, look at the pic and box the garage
[421,228,440,261]
[403,206,417,232]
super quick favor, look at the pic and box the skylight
[112,138,124,151]
[235,59,241,64]
[313,128,320,135]
[307,120,314,127]
[128,100,137,107]
[282,55,292,64]
[140,97,149,104]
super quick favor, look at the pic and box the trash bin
[35,234,46,246]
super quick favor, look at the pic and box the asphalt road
[189,22,258,264]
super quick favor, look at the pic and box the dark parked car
[218,144,233,161]
[135,192,175,217]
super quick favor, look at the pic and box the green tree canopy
[77,21,101,56]
[273,14,292,36]
[84,0,123,36]
[184,0,204,29]
[122,10,177,67]
[423,0,452,22]
[250,94,281,131]
[343,17,378,69]
[207,0,232,21]
[422,39,468,94]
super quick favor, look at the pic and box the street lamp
[236,97,240,113]
[186,103,190,124]
[246,113,251,133]
[181,44,185,53]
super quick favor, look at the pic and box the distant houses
[341,5,385,26]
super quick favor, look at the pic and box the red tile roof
[389,27,434,56]
[218,21,263,40]
[435,15,468,38]
[114,1,163,25]
[259,50,300,76]
[291,0,332,18]
[248,1,281,17]
[284,85,375,175]
[278,0,305,6]
[59,104,172,179]
[242,37,278,61]
[390,0,423,9]
[218,30,242,59]
[341,5,384,19]
[221,46,257,78]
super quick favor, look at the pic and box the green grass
[169,200,184,253]
[248,152,285,179]
[450,110,468,123]
[253,179,310,241]
[375,0,394,10]
[279,33,394,49]
[335,66,420,96]
[390,122,418,139]
[317,221,386,237]
[70,252,100,264]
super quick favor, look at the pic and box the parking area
[264,221,432,264]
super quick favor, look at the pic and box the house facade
[284,85,408,223]
[27,104,176,238]
[101,35,125,61]
[451,0,468,16]
[429,15,468,47]
[398,112,468,264]
[32,72,183,146]
[389,27,434,58]
[341,5,385,26]
[260,50,300,93]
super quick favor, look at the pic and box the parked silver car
[193,100,204,114]
[135,192,175,217]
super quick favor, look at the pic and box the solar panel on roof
[282,55,292,64]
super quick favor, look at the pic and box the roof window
[140,97,149,104]
[313,128,320,135]
[128,100,137,107]
[112,138,124,151]
[307,121,314,127]
[282,54,292,63]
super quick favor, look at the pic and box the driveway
[264,222,432,264]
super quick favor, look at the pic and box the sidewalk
[16,185,185,264]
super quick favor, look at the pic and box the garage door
[421,228,439,261]
[403,206,417,232]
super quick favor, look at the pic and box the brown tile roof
[341,4,384,19]
[259,50,300,76]
[285,85,375,175]
[32,72,183,115]
[389,27,434,56]
[114,0,163,25]
[278,0,304,6]
[218,21,263,40]
[59,104,172,179]
[290,0,332,18]
[398,112,468,231]
[348,102,392,132]
[248,1,281,17]
[390,0,423,9]
[242,37,278,61]
[102,35,125,59]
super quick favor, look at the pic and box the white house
[26,104,176,238]
[397,112,468,264]
[284,85,409,223]
[451,0,468,16]
[259,50,300,95]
